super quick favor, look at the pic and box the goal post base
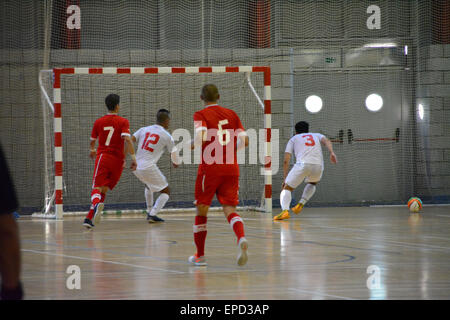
[31,205,269,218]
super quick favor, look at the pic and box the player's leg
[144,166,169,223]
[217,176,248,266]
[84,155,108,228]
[147,186,169,223]
[84,155,123,228]
[144,185,154,213]
[189,173,216,266]
[274,164,306,220]
[275,184,295,220]
[293,164,323,214]
[189,203,209,266]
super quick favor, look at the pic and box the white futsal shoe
[188,254,207,266]
[237,237,248,266]
[93,202,104,226]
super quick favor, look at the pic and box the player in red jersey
[83,94,137,229]
[189,84,249,266]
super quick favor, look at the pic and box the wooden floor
[19,206,450,300]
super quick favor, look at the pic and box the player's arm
[122,120,137,170]
[89,139,97,159]
[191,114,207,150]
[235,113,249,150]
[168,137,180,168]
[320,136,337,164]
[282,139,294,187]
[124,136,137,170]
[236,134,249,151]
[171,151,180,168]
[282,152,292,187]
[90,121,98,159]
[191,128,206,150]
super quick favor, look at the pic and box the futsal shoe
[83,218,94,229]
[147,214,165,223]
[93,202,104,226]
[188,254,207,266]
[292,203,304,215]
[273,210,290,221]
[237,237,248,266]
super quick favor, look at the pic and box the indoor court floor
[19,206,450,300]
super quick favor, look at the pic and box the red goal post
[47,66,272,219]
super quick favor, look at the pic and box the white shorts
[133,166,168,193]
[285,163,323,189]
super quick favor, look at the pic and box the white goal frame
[34,66,272,219]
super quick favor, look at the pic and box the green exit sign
[325,57,337,63]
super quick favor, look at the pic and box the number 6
[218,120,230,146]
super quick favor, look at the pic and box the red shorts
[92,153,124,190]
[195,173,239,206]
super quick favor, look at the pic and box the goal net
[35,66,272,219]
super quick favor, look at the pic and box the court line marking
[21,248,186,274]
[288,287,355,300]
[206,222,403,255]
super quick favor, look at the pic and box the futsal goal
[34,66,272,219]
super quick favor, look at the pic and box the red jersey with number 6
[193,104,246,176]
[90,114,131,160]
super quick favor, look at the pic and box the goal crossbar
[38,66,272,219]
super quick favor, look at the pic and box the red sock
[227,212,245,244]
[87,206,95,220]
[100,193,106,203]
[86,189,102,220]
[193,216,207,257]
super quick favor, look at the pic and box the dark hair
[157,109,170,124]
[105,94,120,111]
[201,84,219,102]
[295,121,309,134]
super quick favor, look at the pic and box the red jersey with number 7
[90,114,131,160]
[193,104,246,176]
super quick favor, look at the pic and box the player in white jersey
[132,109,180,223]
[274,121,337,221]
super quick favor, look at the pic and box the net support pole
[50,66,271,217]
[262,67,272,213]
[53,68,63,219]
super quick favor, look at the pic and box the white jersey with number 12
[133,124,176,170]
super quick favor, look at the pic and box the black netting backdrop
[1,0,449,213]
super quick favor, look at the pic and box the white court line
[371,204,450,207]
[436,215,450,218]
[22,249,185,274]
[288,288,355,300]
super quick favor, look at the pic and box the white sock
[145,187,154,213]
[150,193,169,216]
[280,189,292,211]
[300,184,316,205]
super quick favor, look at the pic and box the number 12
[142,132,160,152]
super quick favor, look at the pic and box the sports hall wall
[1,1,449,213]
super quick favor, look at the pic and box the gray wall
[416,44,450,198]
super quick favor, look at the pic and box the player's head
[105,94,120,112]
[295,121,309,134]
[201,84,220,104]
[157,109,170,128]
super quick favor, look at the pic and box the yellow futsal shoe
[273,210,290,221]
[292,203,304,215]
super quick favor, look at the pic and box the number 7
[104,126,114,146]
